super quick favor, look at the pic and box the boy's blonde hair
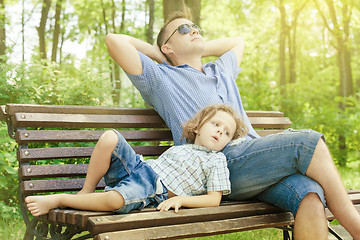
[181,104,248,144]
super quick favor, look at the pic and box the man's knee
[297,193,325,218]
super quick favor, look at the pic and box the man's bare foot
[25,194,64,217]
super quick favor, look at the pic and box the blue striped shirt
[126,50,260,145]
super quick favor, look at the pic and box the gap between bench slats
[18,146,170,162]
[93,212,294,240]
[15,130,173,143]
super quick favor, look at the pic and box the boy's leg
[25,190,124,216]
[79,130,118,194]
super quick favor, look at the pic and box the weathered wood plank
[87,202,286,235]
[19,164,89,179]
[93,212,294,240]
[15,130,173,143]
[12,112,167,128]
[6,104,159,116]
[0,105,6,121]
[248,117,291,129]
[6,104,285,118]
[18,146,170,162]
[20,178,106,194]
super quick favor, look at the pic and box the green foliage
[0,123,19,221]
[0,58,112,106]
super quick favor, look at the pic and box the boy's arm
[105,34,167,75]
[157,191,222,213]
[202,37,245,66]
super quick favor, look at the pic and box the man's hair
[181,104,249,144]
[157,11,186,49]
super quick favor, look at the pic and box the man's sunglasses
[163,23,204,45]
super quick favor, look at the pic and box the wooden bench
[1,103,359,240]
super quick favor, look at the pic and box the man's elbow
[105,33,116,48]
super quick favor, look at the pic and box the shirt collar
[187,144,218,153]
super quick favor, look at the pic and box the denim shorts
[104,130,168,214]
[222,129,326,216]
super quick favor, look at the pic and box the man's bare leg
[294,193,328,239]
[306,139,360,239]
[25,190,124,217]
[78,130,118,194]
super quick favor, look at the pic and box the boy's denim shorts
[104,130,168,214]
[222,129,326,216]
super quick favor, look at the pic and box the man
[105,12,360,239]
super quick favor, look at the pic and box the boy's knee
[99,130,118,147]
[105,191,125,211]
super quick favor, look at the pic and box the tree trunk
[37,0,51,60]
[163,0,201,25]
[0,0,6,62]
[279,0,287,98]
[51,0,63,62]
[316,0,354,166]
[147,0,155,44]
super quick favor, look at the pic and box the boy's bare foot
[25,195,63,217]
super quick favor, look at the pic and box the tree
[0,0,5,62]
[163,0,201,25]
[278,0,308,102]
[51,0,63,62]
[315,0,355,165]
[37,0,51,59]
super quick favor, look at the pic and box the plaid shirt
[146,144,231,196]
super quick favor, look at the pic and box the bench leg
[278,226,294,240]
[328,226,344,240]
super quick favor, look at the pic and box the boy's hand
[157,196,183,213]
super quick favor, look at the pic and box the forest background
[0,0,359,238]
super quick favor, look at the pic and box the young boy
[25,104,248,216]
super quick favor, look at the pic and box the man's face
[194,111,236,151]
[162,18,204,55]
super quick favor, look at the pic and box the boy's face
[194,111,236,151]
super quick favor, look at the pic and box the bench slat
[20,178,106,194]
[0,105,6,121]
[12,114,291,130]
[93,212,294,240]
[18,146,170,162]
[6,104,284,118]
[248,117,291,128]
[12,113,290,129]
[20,164,89,179]
[13,113,167,129]
[87,202,286,235]
[15,129,280,143]
[15,130,173,143]
[6,104,159,116]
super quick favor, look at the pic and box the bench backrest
[2,104,291,197]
